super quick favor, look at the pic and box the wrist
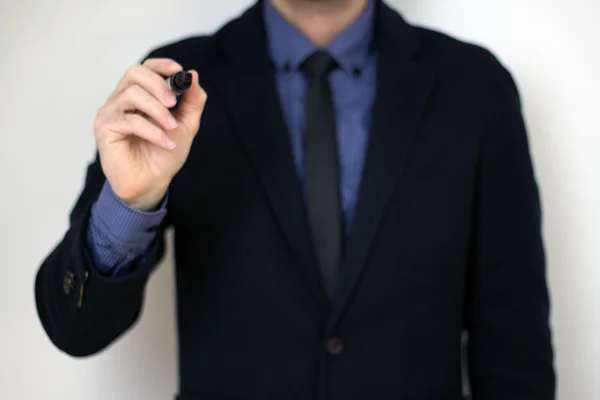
[118,186,169,212]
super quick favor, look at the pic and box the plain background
[1,0,598,399]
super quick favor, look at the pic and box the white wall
[1,1,598,399]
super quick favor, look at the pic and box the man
[35,0,556,398]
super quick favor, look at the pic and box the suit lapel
[213,4,329,304]
[209,1,436,316]
[329,2,436,327]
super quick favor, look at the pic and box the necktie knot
[301,50,338,80]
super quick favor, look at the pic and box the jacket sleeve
[464,55,556,399]
[34,154,168,357]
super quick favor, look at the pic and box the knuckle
[93,108,106,130]
[200,89,208,102]
[93,119,102,135]
[126,64,142,77]
[125,84,143,99]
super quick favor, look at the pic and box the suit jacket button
[326,337,343,356]
[63,270,76,295]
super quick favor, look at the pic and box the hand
[94,58,207,210]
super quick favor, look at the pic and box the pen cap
[168,71,193,95]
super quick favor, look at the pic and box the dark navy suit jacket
[35,1,555,399]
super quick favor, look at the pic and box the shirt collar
[263,0,375,76]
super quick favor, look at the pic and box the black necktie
[301,51,343,297]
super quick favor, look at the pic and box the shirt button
[326,337,343,356]
[145,225,160,233]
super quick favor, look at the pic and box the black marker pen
[166,71,192,96]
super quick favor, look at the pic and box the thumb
[174,70,207,137]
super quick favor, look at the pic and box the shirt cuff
[91,181,168,253]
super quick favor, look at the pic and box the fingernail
[165,137,177,149]
[168,116,178,129]
[164,92,176,106]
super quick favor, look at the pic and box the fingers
[143,58,182,76]
[174,70,207,137]
[105,113,176,150]
[113,59,182,108]
[108,84,178,132]
[98,58,203,150]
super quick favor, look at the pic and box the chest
[273,60,378,225]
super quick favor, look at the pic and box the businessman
[35,0,556,398]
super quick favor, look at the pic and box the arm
[88,180,167,277]
[34,53,206,357]
[464,56,556,399]
[35,155,168,357]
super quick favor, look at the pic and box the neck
[269,0,369,47]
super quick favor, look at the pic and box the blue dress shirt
[87,0,377,275]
